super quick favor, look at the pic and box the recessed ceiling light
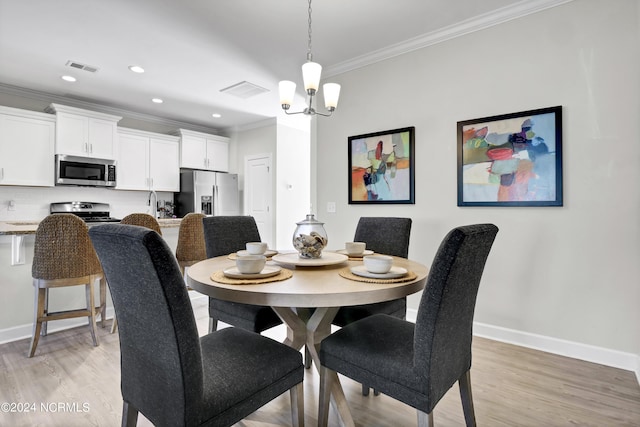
[152,98,163,104]
[61,75,76,82]
[211,113,222,118]
[128,65,145,73]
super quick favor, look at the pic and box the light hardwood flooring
[1,296,638,426]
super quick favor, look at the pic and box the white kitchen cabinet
[46,103,121,159]
[176,129,229,172]
[0,106,55,187]
[116,128,180,192]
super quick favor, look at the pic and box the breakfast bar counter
[0,218,181,235]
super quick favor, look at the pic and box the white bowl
[236,255,266,274]
[246,242,268,255]
[345,241,366,256]
[363,255,393,274]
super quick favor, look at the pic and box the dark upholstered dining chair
[332,217,412,327]
[319,224,499,427]
[331,216,412,395]
[89,224,304,427]
[202,216,282,333]
[110,213,163,333]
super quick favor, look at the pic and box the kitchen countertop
[0,218,182,235]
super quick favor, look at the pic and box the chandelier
[278,0,341,117]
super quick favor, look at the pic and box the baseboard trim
[0,293,208,345]
[406,309,639,384]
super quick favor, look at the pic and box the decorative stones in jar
[292,214,328,258]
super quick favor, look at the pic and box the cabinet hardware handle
[1,168,3,180]
[84,143,88,153]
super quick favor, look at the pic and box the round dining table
[187,251,429,427]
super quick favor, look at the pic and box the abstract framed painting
[457,106,563,207]
[348,127,415,204]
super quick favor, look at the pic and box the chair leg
[28,287,46,357]
[85,283,99,347]
[208,317,218,333]
[304,346,312,369]
[417,410,433,427]
[459,370,477,427]
[98,277,107,328]
[121,401,139,427]
[361,384,369,396]
[41,288,49,336]
[290,382,304,427]
[318,366,333,427]
[111,316,118,334]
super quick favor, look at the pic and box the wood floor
[1,296,638,427]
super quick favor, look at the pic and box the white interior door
[245,154,273,247]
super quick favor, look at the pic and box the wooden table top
[187,252,429,308]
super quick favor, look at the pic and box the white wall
[275,121,311,250]
[315,0,640,366]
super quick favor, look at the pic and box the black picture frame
[457,106,563,207]
[348,127,415,204]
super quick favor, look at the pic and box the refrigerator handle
[212,184,218,216]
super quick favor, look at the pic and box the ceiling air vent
[65,60,99,73]
[220,81,269,99]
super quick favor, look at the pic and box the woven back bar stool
[120,213,162,235]
[111,213,162,333]
[175,212,207,286]
[29,213,106,357]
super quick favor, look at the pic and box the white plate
[336,249,374,257]
[236,249,278,257]
[223,265,282,279]
[350,265,408,279]
[272,251,348,267]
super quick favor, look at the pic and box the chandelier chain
[307,0,313,59]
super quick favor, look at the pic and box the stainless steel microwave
[55,154,116,187]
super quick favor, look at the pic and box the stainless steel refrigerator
[175,170,240,217]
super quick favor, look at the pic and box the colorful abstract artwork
[348,127,415,204]
[457,106,563,207]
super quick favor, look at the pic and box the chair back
[202,216,261,257]
[414,223,498,409]
[120,213,162,235]
[89,224,202,426]
[353,217,412,258]
[176,212,207,264]
[32,214,102,280]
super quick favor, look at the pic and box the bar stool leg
[41,288,49,336]
[98,277,107,328]
[85,283,99,347]
[28,287,46,357]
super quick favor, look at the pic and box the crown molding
[0,83,224,136]
[324,0,574,77]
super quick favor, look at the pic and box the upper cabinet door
[88,117,118,159]
[0,108,55,187]
[207,138,229,172]
[149,137,180,192]
[116,131,149,191]
[179,134,207,169]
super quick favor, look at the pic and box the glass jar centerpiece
[292,214,328,259]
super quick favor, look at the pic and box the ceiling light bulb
[211,113,222,118]
[61,75,76,82]
[128,65,145,73]
[152,98,163,104]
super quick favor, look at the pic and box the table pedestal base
[272,306,355,427]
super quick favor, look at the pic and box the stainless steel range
[50,202,121,223]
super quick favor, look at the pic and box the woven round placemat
[338,267,417,284]
[211,268,293,285]
[227,253,276,261]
